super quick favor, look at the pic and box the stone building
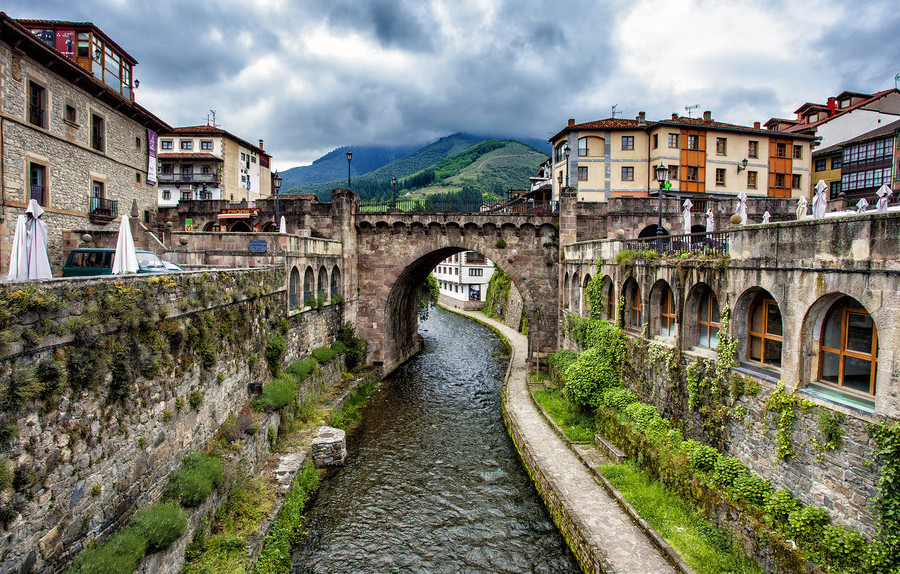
[434,250,495,310]
[0,14,171,269]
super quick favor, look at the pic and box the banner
[147,129,157,185]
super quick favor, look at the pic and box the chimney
[672,113,679,120]
[259,139,264,150]
[637,111,646,125]
[753,121,761,129]
[567,118,575,127]
[827,97,836,116]
[703,110,712,121]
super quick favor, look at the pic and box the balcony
[30,185,45,205]
[158,173,220,185]
[88,196,118,224]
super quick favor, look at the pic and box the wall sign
[249,240,267,253]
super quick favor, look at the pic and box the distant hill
[277,144,418,189]
[281,133,548,201]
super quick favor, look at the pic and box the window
[774,173,786,188]
[161,164,173,174]
[135,172,141,183]
[793,145,803,159]
[555,142,567,163]
[698,290,720,348]
[162,190,171,200]
[577,137,588,157]
[318,266,328,299]
[578,166,588,181]
[469,268,484,277]
[815,159,827,171]
[621,166,634,181]
[668,134,679,148]
[135,136,142,150]
[774,142,786,158]
[289,268,300,308]
[687,135,699,150]
[331,266,341,297]
[91,114,104,152]
[748,296,782,368]
[791,174,802,189]
[668,165,679,181]
[605,280,615,321]
[747,171,757,189]
[627,282,642,330]
[251,156,257,164]
[65,104,77,124]
[180,140,193,150]
[686,166,699,181]
[240,152,247,162]
[830,181,842,199]
[303,267,314,302]
[652,134,658,149]
[715,168,726,186]
[29,163,46,205]
[831,156,842,170]
[622,136,634,151]
[91,180,104,211]
[748,141,758,158]
[201,140,213,151]
[161,140,173,150]
[660,285,675,337]
[716,138,727,155]
[202,166,211,175]
[819,297,878,395]
[28,81,46,128]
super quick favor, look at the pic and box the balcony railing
[30,185,45,205]
[89,196,118,223]
[157,173,219,184]
[618,229,729,257]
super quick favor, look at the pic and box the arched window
[582,274,592,318]
[819,297,878,395]
[605,279,615,321]
[564,271,570,309]
[303,266,314,303]
[749,295,782,368]
[317,266,328,300]
[571,272,580,316]
[289,267,300,309]
[331,266,341,297]
[698,289,720,348]
[625,281,641,330]
[660,284,675,336]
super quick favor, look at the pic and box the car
[62,248,171,277]
[161,260,182,271]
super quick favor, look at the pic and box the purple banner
[147,129,158,185]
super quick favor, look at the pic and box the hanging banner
[147,129,158,185]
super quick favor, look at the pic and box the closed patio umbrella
[279,215,287,233]
[734,191,748,225]
[6,215,27,281]
[856,198,869,214]
[112,214,139,274]
[812,180,828,219]
[23,200,52,279]
[876,184,892,212]
[705,208,715,232]
[682,199,693,235]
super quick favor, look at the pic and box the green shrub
[547,349,577,385]
[0,457,11,491]
[765,488,801,525]
[818,523,867,571]
[264,336,287,377]
[67,527,147,574]
[189,390,203,410]
[602,387,638,411]
[331,294,344,305]
[287,357,318,382]
[130,502,187,552]
[624,402,660,431]
[163,452,224,508]
[254,463,319,574]
[311,346,337,364]
[330,340,347,354]
[254,374,298,412]
[711,456,749,488]
[731,474,773,507]
[336,322,367,372]
[788,505,830,543]
[562,347,619,410]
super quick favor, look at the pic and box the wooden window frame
[748,140,758,158]
[161,140,173,150]
[791,174,801,189]
[747,171,757,189]
[793,145,803,159]
[715,168,726,186]
[668,134,679,149]
[621,166,634,181]
[818,302,878,396]
[577,166,588,181]
[628,282,642,330]
[716,137,727,156]
[622,136,634,151]
[697,291,720,349]
[660,286,675,337]
[28,80,47,128]
[748,297,782,368]
[91,113,105,152]
[606,281,615,322]
[687,135,700,150]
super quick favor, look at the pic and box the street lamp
[655,164,669,236]
[391,177,397,209]
[346,151,352,190]
[563,143,571,187]
[273,170,282,229]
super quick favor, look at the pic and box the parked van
[62,248,171,277]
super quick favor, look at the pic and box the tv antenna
[684,104,699,118]
[207,110,217,128]
[611,104,620,118]
[895,73,899,90]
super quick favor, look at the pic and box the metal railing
[30,185,45,205]
[618,229,729,257]
[90,196,119,218]
[359,194,556,215]
[158,173,219,184]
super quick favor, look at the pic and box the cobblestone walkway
[455,309,678,574]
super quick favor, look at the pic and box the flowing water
[292,307,580,573]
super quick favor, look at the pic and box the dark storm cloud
[811,8,900,90]
[323,0,436,51]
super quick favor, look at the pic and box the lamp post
[273,170,282,229]
[563,143,571,187]
[391,177,397,209]
[346,151,352,190]
[655,164,669,237]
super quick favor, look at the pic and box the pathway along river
[293,307,580,573]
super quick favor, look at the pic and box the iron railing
[157,173,219,184]
[30,185,44,205]
[618,229,730,257]
[359,194,556,215]
[90,196,119,218]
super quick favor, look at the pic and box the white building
[434,251,495,309]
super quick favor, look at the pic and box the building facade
[550,112,814,207]
[0,14,170,269]
[434,251,495,309]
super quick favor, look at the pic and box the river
[292,306,580,573]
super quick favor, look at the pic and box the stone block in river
[311,426,347,467]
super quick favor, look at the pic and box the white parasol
[734,191,748,225]
[796,196,808,220]
[705,208,715,232]
[876,184,892,212]
[762,211,771,224]
[23,200,52,279]
[279,215,287,233]
[112,214,138,274]
[682,199,693,235]
[6,215,27,281]
[812,180,828,219]
[856,198,869,214]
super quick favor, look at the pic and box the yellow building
[549,111,814,203]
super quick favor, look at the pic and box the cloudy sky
[7,0,899,170]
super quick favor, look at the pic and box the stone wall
[0,268,340,573]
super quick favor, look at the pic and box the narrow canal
[292,307,580,573]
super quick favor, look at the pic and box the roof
[158,152,222,161]
[15,17,139,64]
[794,102,830,115]
[0,13,170,132]
[161,125,269,158]
[776,89,900,135]
[812,117,900,157]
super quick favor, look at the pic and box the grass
[601,461,763,574]
[532,387,596,442]
[328,380,378,430]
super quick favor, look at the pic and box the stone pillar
[331,188,359,325]
[558,187,578,350]
[311,426,347,467]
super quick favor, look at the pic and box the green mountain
[282,134,548,202]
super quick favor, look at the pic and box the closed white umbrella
[762,211,771,224]
[856,198,869,214]
[682,199,693,235]
[876,184,892,212]
[705,208,715,232]
[6,215,27,281]
[24,200,52,279]
[812,180,828,219]
[796,196,808,220]
[279,215,287,233]
[734,191,748,225]
[112,214,139,274]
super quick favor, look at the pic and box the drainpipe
[0,116,6,269]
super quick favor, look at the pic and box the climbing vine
[867,421,900,567]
